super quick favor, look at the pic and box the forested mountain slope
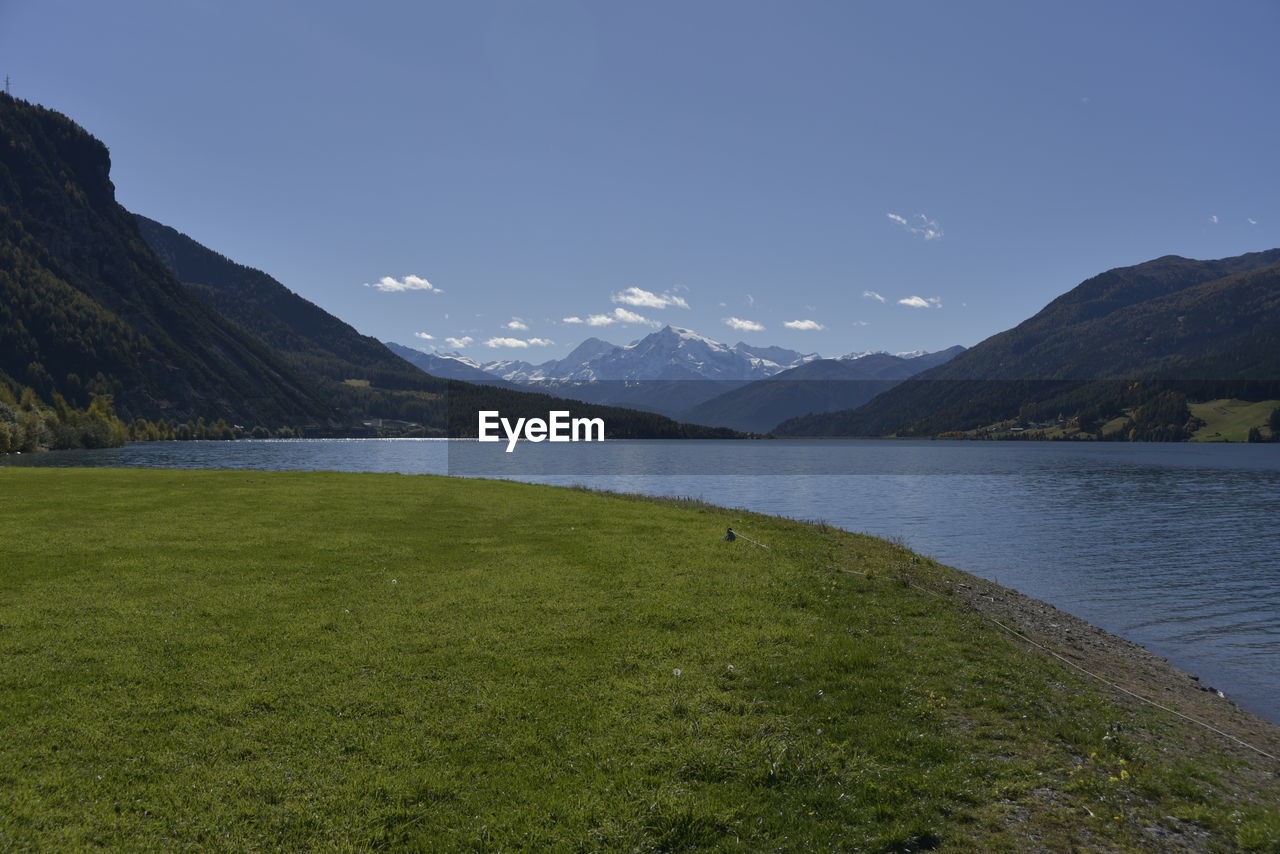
[777,252,1280,437]
[0,92,331,424]
[682,347,964,433]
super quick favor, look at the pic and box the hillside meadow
[0,468,1277,852]
[1189,400,1280,442]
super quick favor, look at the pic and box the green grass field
[1190,399,1280,442]
[1,468,1277,852]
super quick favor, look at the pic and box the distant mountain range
[682,347,966,433]
[777,251,1280,437]
[384,342,520,388]
[387,328,961,427]
[464,327,821,384]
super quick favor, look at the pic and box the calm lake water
[6,438,1279,721]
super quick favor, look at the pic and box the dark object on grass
[724,527,769,549]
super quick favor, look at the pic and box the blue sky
[3,0,1277,359]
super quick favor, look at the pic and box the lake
[5,438,1278,721]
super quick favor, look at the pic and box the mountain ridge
[460,326,821,385]
[0,92,332,425]
[776,252,1280,438]
[680,346,965,433]
[383,341,519,388]
[134,214,434,392]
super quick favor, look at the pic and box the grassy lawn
[1189,399,1280,442]
[0,468,1276,852]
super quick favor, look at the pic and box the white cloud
[562,316,584,324]
[1248,218,1259,225]
[505,318,529,331]
[611,287,689,309]
[612,307,660,326]
[898,296,942,309]
[747,294,755,307]
[783,319,825,331]
[444,336,473,348]
[414,332,435,341]
[724,316,765,332]
[863,290,886,303]
[887,212,943,241]
[582,307,660,327]
[853,321,870,327]
[1210,215,1219,224]
[484,337,554,348]
[364,274,442,293]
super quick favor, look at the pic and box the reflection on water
[5,438,1279,720]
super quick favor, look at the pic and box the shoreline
[939,563,1279,755]
[599,485,1280,744]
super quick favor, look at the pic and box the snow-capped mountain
[734,342,824,371]
[839,348,930,361]
[579,326,815,382]
[383,342,517,388]
[449,326,820,384]
[482,337,620,383]
[438,352,486,370]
